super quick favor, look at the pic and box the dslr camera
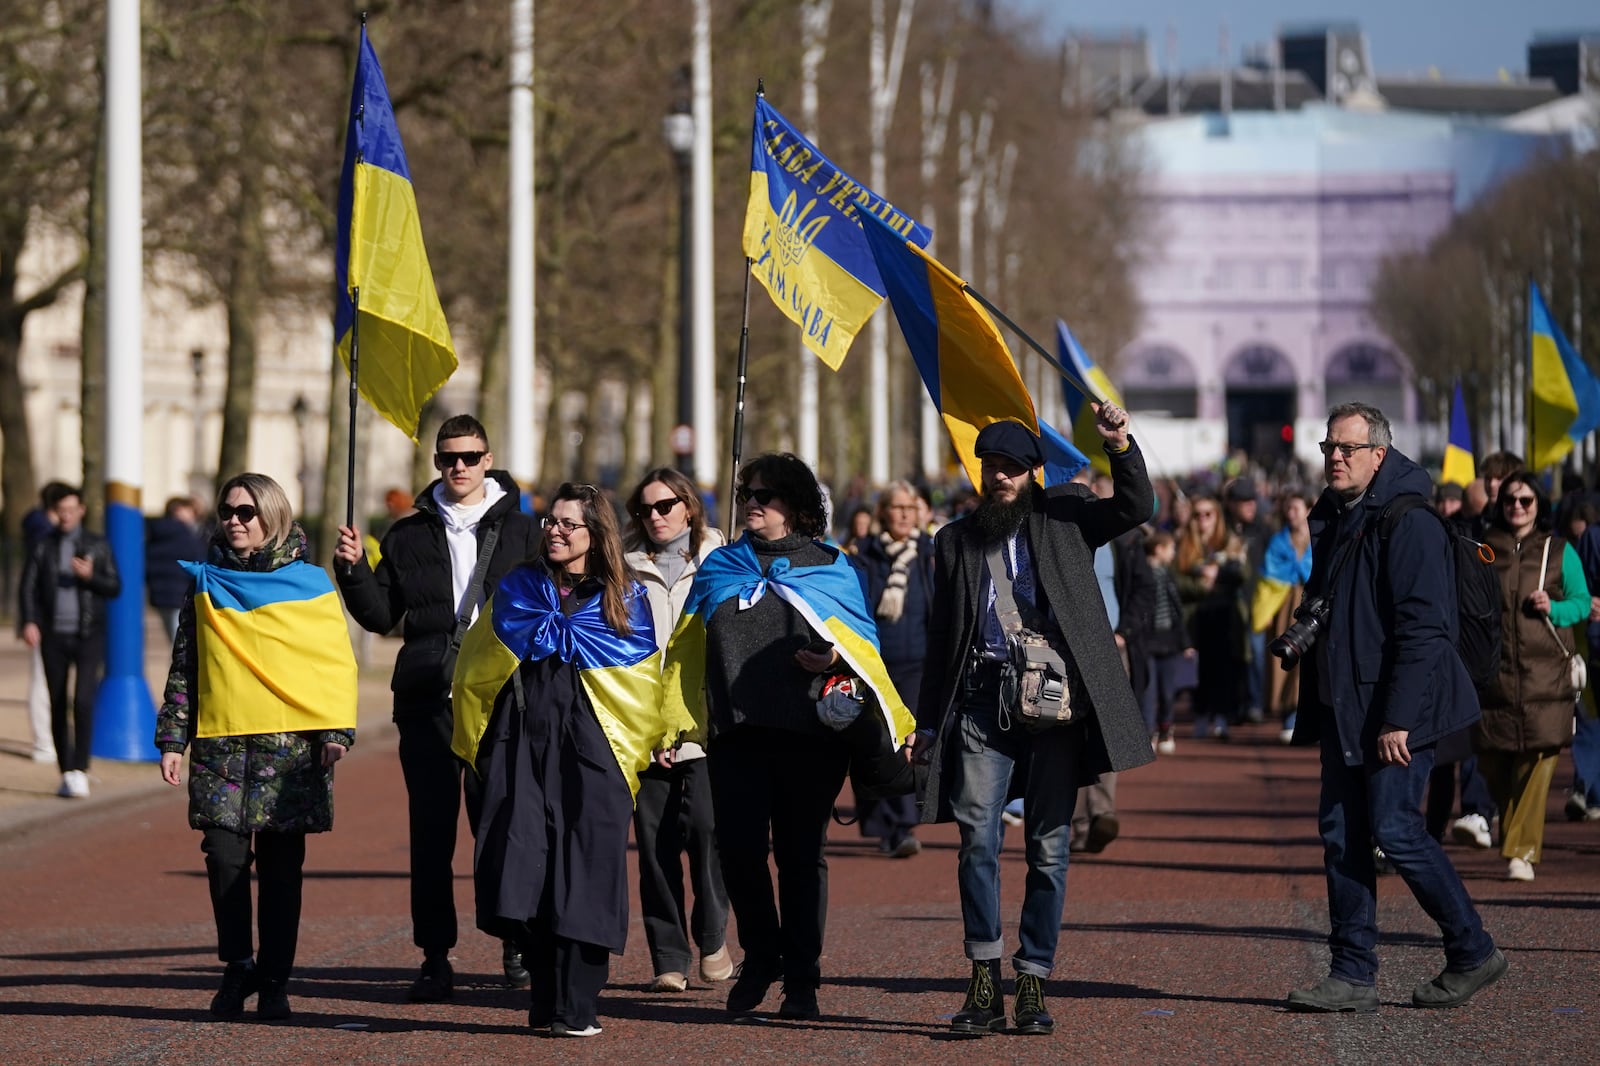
[1268,596,1330,668]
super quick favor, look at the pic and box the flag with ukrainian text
[1440,379,1475,487]
[1057,320,1123,476]
[1529,280,1600,471]
[859,211,1037,489]
[334,25,457,442]
[743,96,930,370]
[451,566,679,801]
[183,561,358,739]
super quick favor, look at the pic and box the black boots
[209,960,259,1020]
[502,939,531,989]
[407,952,454,1003]
[950,959,1006,1037]
[1013,972,1054,1035]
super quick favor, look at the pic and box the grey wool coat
[914,440,1158,823]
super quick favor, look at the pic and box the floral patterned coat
[154,523,355,834]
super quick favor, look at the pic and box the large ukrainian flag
[857,210,1037,489]
[660,537,915,751]
[451,567,679,801]
[1440,379,1475,487]
[743,97,930,370]
[1529,280,1600,471]
[334,25,457,442]
[182,561,358,738]
[1057,319,1124,476]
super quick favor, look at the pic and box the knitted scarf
[875,530,920,624]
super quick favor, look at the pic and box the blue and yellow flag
[451,566,680,800]
[1250,530,1314,634]
[334,25,457,442]
[858,211,1036,488]
[182,561,358,738]
[1529,280,1600,471]
[1057,320,1124,476]
[1441,379,1475,487]
[1038,418,1090,488]
[743,97,930,370]
[660,537,915,750]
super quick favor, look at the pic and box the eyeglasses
[218,503,258,524]
[435,450,487,469]
[1503,494,1537,510]
[1318,441,1380,459]
[541,515,589,534]
[735,487,778,506]
[635,497,685,519]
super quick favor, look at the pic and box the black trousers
[633,758,728,975]
[40,631,103,774]
[200,827,307,983]
[519,917,610,1030]
[396,703,483,954]
[708,726,850,990]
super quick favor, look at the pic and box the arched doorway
[1324,343,1405,420]
[1120,345,1199,417]
[1223,344,1297,463]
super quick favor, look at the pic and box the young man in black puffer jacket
[334,414,540,1002]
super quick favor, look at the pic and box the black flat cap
[973,420,1043,468]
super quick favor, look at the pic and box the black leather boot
[950,959,1006,1036]
[1013,972,1054,1035]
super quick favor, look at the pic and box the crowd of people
[20,397,1600,1035]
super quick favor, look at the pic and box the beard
[973,481,1034,543]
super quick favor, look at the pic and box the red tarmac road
[1,721,1596,1064]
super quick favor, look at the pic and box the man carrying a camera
[1284,402,1505,1013]
[910,406,1154,1038]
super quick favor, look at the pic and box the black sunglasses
[1318,441,1380,459]
[635,497,685,518]
[435,450,487,469]
[735,487,778,506]
[218,503,258,524]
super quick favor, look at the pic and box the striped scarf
[875,530,920,624]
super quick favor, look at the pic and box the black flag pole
[727,79,765,535]
[959,281,1096,403]
[346,285,360,530]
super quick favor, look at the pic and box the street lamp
[662,74,695,478]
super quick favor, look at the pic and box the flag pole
[961,281,1092,399]
[726,80,764,535]
[347,285,360,529]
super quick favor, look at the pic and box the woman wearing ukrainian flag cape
[451,482,682,1038]
[659,453,915,1022]
[154,473,358,1023]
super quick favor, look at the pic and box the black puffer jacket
[337,471,540,717]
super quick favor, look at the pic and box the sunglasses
[635,497,685,519]
[1318,441,1380,458]
[735,487,778,506]
[435,450,487,469]
[218,503,258,524]
[1503,494,1537,510]
[542,515,589,534]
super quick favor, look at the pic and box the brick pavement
[1,632,1597,1063]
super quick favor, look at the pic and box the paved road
[1,656,1596,1062]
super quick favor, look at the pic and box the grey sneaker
[1286,976,1378,1013]
[1413,950,1507,1008]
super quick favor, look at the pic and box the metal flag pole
[961,281,1095,402]
[347,284,361,528]
[726,80,764,536]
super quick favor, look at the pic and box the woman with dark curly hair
[661,453,913,1022]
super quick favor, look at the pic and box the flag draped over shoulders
[742,96,929,370]
[451,566,677,800]
[858,210,1036,489]
[182,561,358,738]
[334,25,457,442]
[660,536,915,749]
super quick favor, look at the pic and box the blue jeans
[951,670,1084,977]
[1572,710,1600,806]
[1318,736,1495,985]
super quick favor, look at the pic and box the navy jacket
[146,516,208,609]
[1292,448,1480,765]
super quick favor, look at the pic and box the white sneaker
[1507,857,1535,882]
[1450,814,1491,850]
[1156,736,1177,756]
[66,770,90,798]
[57,776,74,798]
[551,1022,602,1037]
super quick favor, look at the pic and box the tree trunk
[216,161,263,481]
[318,352,352,560]
[475,310,508,463]
[79,74,107,530]
[0,212,40,557]
[411,392,444,492]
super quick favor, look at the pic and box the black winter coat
[337,471,541,717]
[1291,449,1480,765]
[915,441,1157,824]
[19,528,122,638]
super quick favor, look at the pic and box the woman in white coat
[623,468,732,991]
